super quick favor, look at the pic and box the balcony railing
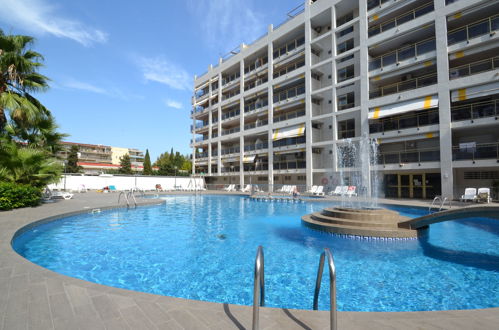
[273,58,305,79]
[244,142,269,152]
[222,72,240,86]
[221,147,240,155]
[449,56,499,79]
[369,72,437,98]
[245,77,268,91]
[369,37,436,71]
[244,57,268,75]
[245,99,268,113]
[221,127,240,136]
[368,2,434,37]
[274,160,306,170]
[368,0,391,11]
[221,166,240,173]
[452,142,499,161]
[448,14,499,45]
[244,119,268,130]
[212,150,218,156]
[273,84,305,103]
[274,109,306,123]
[196,152,208,158]
[451,100,499,122]
[222,89,240,101]
[273,136,306,148]
[338,129,356,139]
[222,108,240,121]
[370,109,439,133]
[273,36,305,59]
[244,163,269,171]
[378,147,440,165]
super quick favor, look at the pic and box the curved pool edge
[2,191,498,329]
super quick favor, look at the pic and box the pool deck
[0,192,498,330]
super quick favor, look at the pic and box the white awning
[451,81,499,102]
[369,95,438,120]
[377,132,439,144]
[243,155,256,163]
[272,124,305,141]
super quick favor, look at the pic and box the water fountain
[302,135,419,238]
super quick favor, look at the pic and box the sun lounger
[241,184,251,192]
[346,186,357,197]
[460,188,477,202]
[476,188,491,203]
[329,186,342,196]
[224,184,235,191]
[313,186,325,196]
[306,185,318,194]
[52,191,74,200]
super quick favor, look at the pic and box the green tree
[66,145,82,173]
[0,139,61,188]
[119,154,133,174]
[143,149,152,175]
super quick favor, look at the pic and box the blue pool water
[13,195,499,311]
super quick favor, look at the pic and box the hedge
[0,182,42,211]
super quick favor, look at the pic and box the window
[338,54,354,63]
[338,92,355,110]
[297,175,306,180]
[337,39,354,54]
[284,176,292,181]
[338,26,354,37]
[338,119,355,139]
[337,65,355,82]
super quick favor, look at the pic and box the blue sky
[0,0,297,161]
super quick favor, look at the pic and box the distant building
[58,142,146,174]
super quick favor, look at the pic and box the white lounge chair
[224,184,235,192]
[306,185,318,194]
[313,186,325,196]
[287,185,297,195]
[476,188,491,203]
[241,184,251,192]
[277,185,288,193]
[460,188,477,202]
[338,186,349,196]
[346,186,357,197]
[329,186,342,196]
[52,191,74,200]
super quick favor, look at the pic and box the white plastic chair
[476,188,491,203]
[329,186,342,196]
[314,186,325,196]
[460,188,477,202]
[306,185,318,194]
[346,186,357,197]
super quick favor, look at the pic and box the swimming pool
[13,195,499,312]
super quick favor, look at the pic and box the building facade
[190,0,499,199]
[58,142,145,174]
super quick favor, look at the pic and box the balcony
[273,84,305,104]
[273,58,305,79]
[222,72,240,86]
[244,119,268,130]
[221,127,240,136]
[448,14,499,46]
[221,108,240,121]
[367,0,392,11]
[378,147,440,165]
[244,142,269,152]
[273,36,305,61]
[368,2,434,37]
[274,108,306,123]
[244,99,268,113]
[221,147,240,155]
[369,72,437,98]
[370,109,439,134]
[273,160,306,170]
[222,89,240,101]
[244,56,268,75]
[451,100,499,122]
[369,37,436,71]
[244,76,268,92]
[273,136,306,148]
[450,56,499,79]
[195,152,208,159]
[453,142,499,161]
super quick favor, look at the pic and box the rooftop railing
[368,2,434,37]
[369,37,436,71]
[370,109,439,134]
[449,56,499,79]
[452,142,499,161]
[451,100,499,122]
[448,14,499,45]
[369,72,437,98]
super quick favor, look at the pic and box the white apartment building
[191,0,499,199]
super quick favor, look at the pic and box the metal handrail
[448,14,499,45]
[128,191,137,207]
[429,196,442,213]
[370,72,437,98]
[252,246,265,330]
[313,248,337,330]
[368,2,434,37]
[449,56,499,79]
[118,191,129,207]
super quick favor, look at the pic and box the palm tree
[0,29,51,139]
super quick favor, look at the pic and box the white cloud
[165,99,183,109]
[64,79,108,95]
[0,0,108,46]
[61,78,142,101]
[187,0,265,54]
[136,56,192,91]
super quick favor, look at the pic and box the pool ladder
[252,246,337,330]
[118,191,137,208]
[429,196,451,214]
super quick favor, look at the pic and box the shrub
[0,182,42,210]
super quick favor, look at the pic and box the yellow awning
[369,95,438,120]
[451,81,499,102]
[272,124,305,141]
[243,155,256,163]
